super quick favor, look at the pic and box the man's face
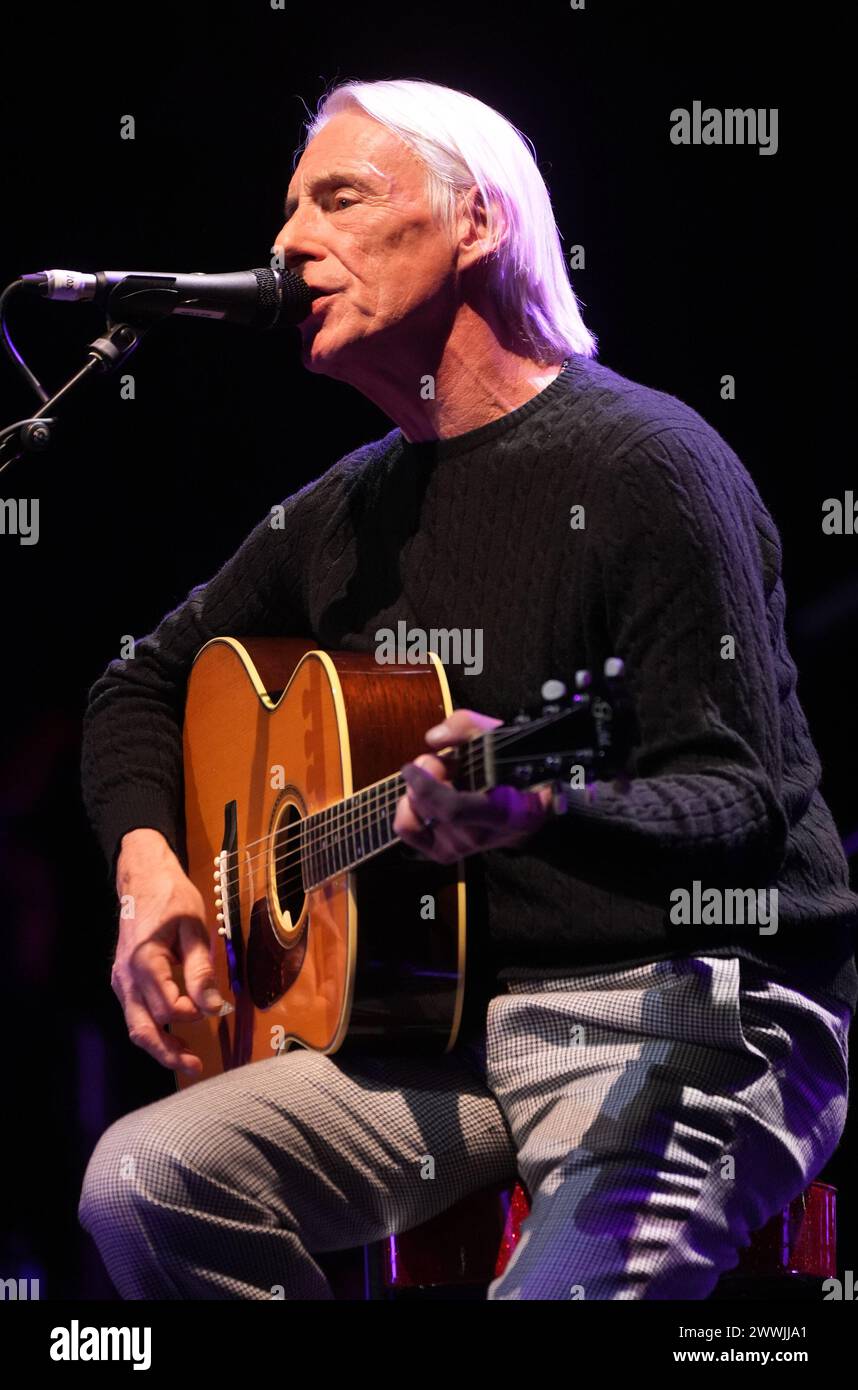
[273,110,461,376]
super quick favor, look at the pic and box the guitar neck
[297,674,631,891]
[299,733,494,890]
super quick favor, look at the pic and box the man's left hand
[394,709,554,864]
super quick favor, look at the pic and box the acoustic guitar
[175,636,634,1087]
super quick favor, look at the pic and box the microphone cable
[1,279,50,402]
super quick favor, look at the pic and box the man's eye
[334,195,356,210]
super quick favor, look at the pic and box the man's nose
[273,210,322,272]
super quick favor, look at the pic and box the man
[78,78,856,1300]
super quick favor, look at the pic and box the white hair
[299,78,597,362]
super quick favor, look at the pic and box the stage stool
[375,1179,837,1299]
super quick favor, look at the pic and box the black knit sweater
[81,357,858,1020]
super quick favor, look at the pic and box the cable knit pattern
[80,359,858,1013]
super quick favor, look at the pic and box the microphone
[18,266,314,328]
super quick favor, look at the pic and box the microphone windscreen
[268,267,314,325]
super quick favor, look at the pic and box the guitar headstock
[476,656,638,797]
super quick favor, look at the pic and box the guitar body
[176,637,465,1089]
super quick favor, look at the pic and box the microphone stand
[0,318,148,479]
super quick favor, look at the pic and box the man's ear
[455,183,507,270]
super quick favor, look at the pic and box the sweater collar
[396,357,580,465]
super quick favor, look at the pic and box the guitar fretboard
[297,735,491,889]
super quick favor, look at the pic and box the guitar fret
[380,781,389,847]
[318,809,326,885]
[332,805,341,876]
[384,777,397,845]
[357,790,369,860]
[330,805,342,878]
[322,806,332,878]
[303,812,311,889]
[377,782,387,847]
[335,804,343,875]
[342,801,352,873]
[314,808,322,886]
[304,812,313,889]
[369,789,381,850]
[473,736,485,789]
[299,817,308,892]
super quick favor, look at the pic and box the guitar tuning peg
[513,708,531,725]
[574,669,592,691]
[604,657,624,679]
[540,679,567,703]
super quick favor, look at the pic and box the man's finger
[131,938,203,1026]
[425,709,502,747]
[396,769,550,849]
[485,784,552,837]
[394,790,435,841]
[400,760,459,821]
[402,761,519,827]
[122,989,202,1076]
[412,751,448,780]
[178,917,228,1014]
[137,973,203,1028]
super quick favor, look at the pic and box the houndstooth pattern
[79,954,851,1299]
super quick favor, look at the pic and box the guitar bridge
[214,849,233,941]
[213,800,243,994]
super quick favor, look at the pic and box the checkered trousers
[78,953,851,1299]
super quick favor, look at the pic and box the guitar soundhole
[268,794,308,942]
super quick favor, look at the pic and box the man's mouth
[303,290,337,320]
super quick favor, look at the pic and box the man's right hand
[111,828,228,1076]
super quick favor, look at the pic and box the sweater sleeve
[522,423,791,891]
[80,492,313,882]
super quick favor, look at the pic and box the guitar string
[234,706,579,863]
[232,744,599,900]
[229,708,589,877]
[232,747,591,904]
[234,730,601,886]
[232,707,568,861]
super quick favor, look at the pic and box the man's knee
[78,1056,330,1244]
[78,1093,205,1241]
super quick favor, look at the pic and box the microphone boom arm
[0,317,146,478]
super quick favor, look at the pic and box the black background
[0,0,854,1300]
